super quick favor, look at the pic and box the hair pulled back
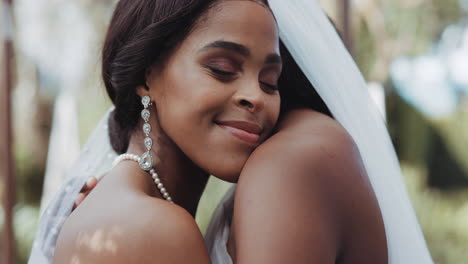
[277,40,331,117]
[103,0,270,154]
[103,0,329,154]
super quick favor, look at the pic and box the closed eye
[208,66,235,76]
[260,82,279,91]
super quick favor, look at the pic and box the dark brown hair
[278,40,331,117]
[102,0,330,154]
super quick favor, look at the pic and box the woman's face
[147,0,281,182]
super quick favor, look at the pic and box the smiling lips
[216,120,263,145]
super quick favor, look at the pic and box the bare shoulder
[233,108,387,263]
[126,199,211,264]
[277,108,354,149]
[245,108,363,190]
[54,195,210,264]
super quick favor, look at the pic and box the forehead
[186,1,279,53]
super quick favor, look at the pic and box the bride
[29,0,433,263]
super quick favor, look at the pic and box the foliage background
[0,0,467,263]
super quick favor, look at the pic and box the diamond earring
[139,95,153,171]
[113,95,173,202]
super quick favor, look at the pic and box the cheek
[154,61,281,182]
[155,63,246,177]
[158,68,229,126]
[265,94,281,129]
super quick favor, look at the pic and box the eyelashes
[205,66,279,91]
[207,66,236,78]
[260,82,279,91]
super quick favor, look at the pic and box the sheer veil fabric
[207,0,433,263]
[267,0,432,263]
[29,0,433,263]
[28,108,117,263]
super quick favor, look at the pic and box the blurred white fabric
[39,92,80,215]
[206,0,433,263]
[29,108,116,263]
[29,0,434,263]
[368,82,386,120]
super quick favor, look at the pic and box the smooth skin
[69,109,388,264]
[58,1,387,264]
[227,109,388,264]
[55,1,281,263]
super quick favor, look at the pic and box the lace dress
[204,186,236,264]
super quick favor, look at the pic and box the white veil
[28,108,117,263]
[268,0,433,263]
[28,0,433,263]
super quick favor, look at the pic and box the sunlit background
[0,0,467,263]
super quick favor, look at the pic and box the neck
[126,117,209,217]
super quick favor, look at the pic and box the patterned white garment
[28,0,434,263]
[204,186,236,264]
[28,109,116,264]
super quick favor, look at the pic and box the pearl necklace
[113,153,174,203]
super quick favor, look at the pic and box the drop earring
[139,95,153,171]
[112,95,173,203]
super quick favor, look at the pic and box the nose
[234,83,265,113]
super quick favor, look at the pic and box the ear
[137,65,161,98]
[136,83,150,98]
[136,65,154,97]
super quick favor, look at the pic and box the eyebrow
[200,40,251,57]
[199,40,282,64]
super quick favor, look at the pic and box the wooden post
[1,0,16,263]
[338,0,353,55]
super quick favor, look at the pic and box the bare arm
[231,109,387,264]
[55,198,211,264]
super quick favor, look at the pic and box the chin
[207,158,248,183]
[215,172,240,183]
